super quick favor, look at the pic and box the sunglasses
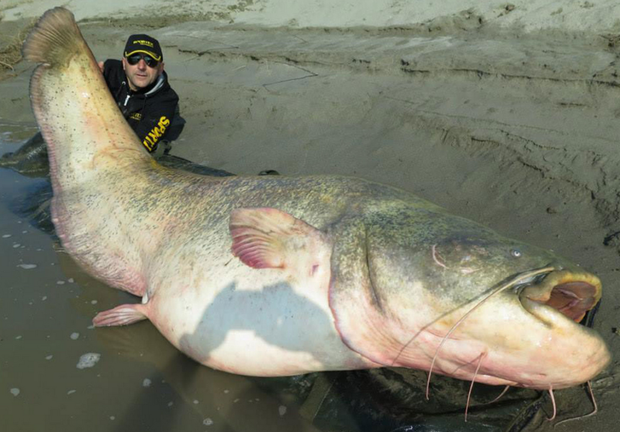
[126,53,160,68]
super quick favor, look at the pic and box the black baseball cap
[124,34,163,61]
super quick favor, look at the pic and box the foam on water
[76,353,101,369]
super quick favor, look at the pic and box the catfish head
[329,202,611,390]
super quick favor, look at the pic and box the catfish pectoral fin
[230,207,330,277]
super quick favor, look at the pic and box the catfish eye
[511,249,522,258]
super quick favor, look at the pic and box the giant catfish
[23,7,610,401]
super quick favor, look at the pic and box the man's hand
[97,61,104,72]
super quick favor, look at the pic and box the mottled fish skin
[23,7,610,387]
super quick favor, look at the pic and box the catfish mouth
[518,270,601,323]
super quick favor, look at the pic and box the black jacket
[102,59,179,153]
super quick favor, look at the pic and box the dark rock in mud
[0,132,51,178]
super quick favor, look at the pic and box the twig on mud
[0,19,36,73]
[262,62,318,89]
[0,59,14,70]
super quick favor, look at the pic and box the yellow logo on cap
[133,40,154,48]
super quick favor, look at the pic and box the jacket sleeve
[134,93,179,153]
[102,59,123,98]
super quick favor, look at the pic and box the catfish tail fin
[22,7,86,66]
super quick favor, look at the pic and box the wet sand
[1,1,620,431]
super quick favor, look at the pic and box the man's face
[122,55,164,91]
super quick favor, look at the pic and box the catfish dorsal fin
[230,208,330,275]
